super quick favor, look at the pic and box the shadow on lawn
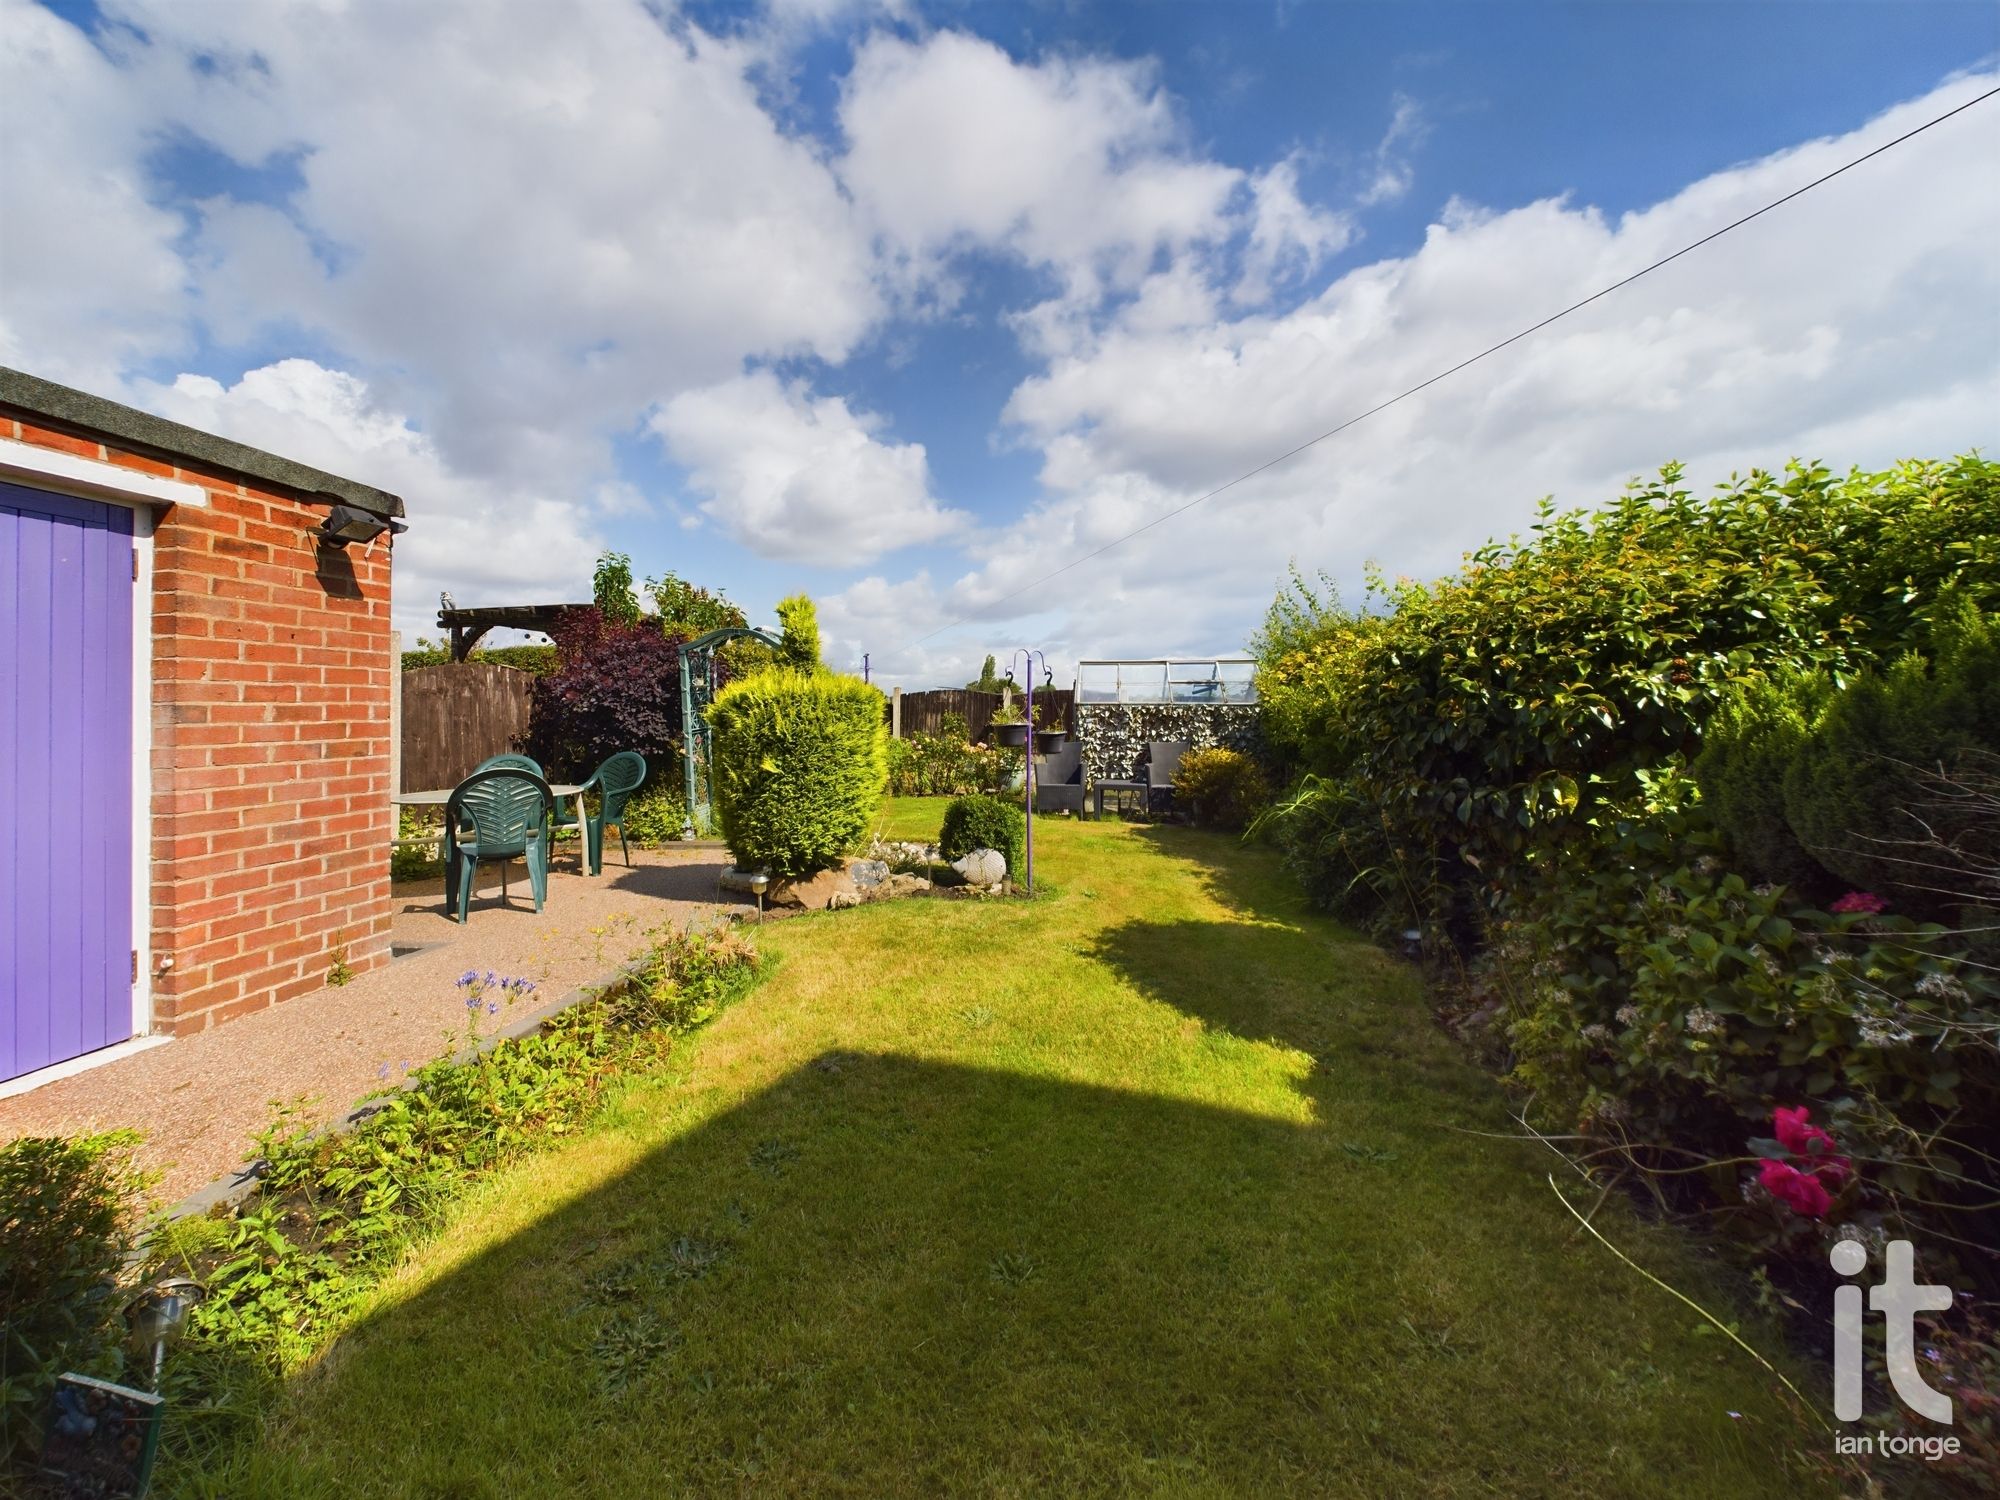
[197,1050,1801,1497]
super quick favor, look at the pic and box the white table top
[395,784,584,805]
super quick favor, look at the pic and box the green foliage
[399,638,558,674]
[1697,604,2000,912]
[390,808,442,882]
[618,781,691,844]
[645,572,747,639]
[706,669,887,876]
[939,794,1025,875]
[966,655,1007,693]
[1690,670,1834,894]
[167,930,760,1373]
[593,551,641,625]
[1494,767,1999,1258]
[886,715,1014,797]
[1171,747,1271,831]
[1784,606,1999,908]
[1258,456,2000,939]
[774,594,822,673]
[1,1132,149,1460]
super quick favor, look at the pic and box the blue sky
[5,1,1997,684]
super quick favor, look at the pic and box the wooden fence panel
[890,688,1074,741]
[399,663,535,792]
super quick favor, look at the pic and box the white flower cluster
[1615,1004,1641,1027]
[1914,972,1970,1004]
[1684,1007,1726,1036]
[1858,1015,1916,1049]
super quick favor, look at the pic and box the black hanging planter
[1035,730,1069,754]
[992,722,1029,749]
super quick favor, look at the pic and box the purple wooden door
[1,481,135,1082]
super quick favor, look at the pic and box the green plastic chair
[443,766,555,922]
[475,753,542,775]
[552,751,647,874]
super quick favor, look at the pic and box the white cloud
[0,0,190,389]
[863,73,2000,685]
[649,370,968,565]
[17,0,884,490]
[1233,157,1355,305]
[134,360,607,635]
[1357,92,1427,207]
[838,31,1241,296]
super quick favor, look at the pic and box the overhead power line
[907,82,2000,651]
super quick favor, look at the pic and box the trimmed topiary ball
[939,794,1025,876]
[706,669,887,877]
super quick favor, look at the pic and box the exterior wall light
[312,503,407,549]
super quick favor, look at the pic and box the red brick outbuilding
[1,368,406,1089]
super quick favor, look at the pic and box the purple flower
[377,1062,390,1079]
[457,970,480,988]
[465,995,482,1011]
[487,1001,500,1016]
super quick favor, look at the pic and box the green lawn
[188,802,1824,1497]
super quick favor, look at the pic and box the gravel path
[0,848,745,1204]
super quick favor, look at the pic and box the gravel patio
[0,847,745,1204]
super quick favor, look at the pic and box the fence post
[891,686,902,740]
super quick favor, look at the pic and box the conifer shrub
[706,669,887,876]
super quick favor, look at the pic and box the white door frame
[0,438,206,1094]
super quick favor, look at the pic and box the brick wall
[5,415,395,1035]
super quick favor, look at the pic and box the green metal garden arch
[679,625,782,838]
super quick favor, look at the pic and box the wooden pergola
[435,602,592,661]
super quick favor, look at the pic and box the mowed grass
[194,802,1825,1497]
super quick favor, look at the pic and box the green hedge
[1257,456,2000,938]
[706,669,887,876]
[1254,454,2000,1288]
[939,794,1025,875]
[1697,604,2000,913]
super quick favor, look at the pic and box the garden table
[1091,780,1146,819]
[393,783,594,875]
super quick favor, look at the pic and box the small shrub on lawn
[0,1133,150,1460]
[1171,747,1270,831]
[706,668,887,877]
[940,795,1025,876]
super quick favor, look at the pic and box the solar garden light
[123,1278,206,1389]
[746,870,769,922]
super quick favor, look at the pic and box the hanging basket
[1034,730,1069,754]
[991,723,1029,748]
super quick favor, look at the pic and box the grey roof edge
[0,366,406,519]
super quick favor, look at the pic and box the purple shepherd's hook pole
[1010,648,1047,894]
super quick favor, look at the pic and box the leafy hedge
[706,669,887,877]
[1697,603,2000,915]
[1258,457,2000,940]
[940,794,1025,875]
[1257,454,2000,1297]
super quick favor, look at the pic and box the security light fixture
[312,503,406,549]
